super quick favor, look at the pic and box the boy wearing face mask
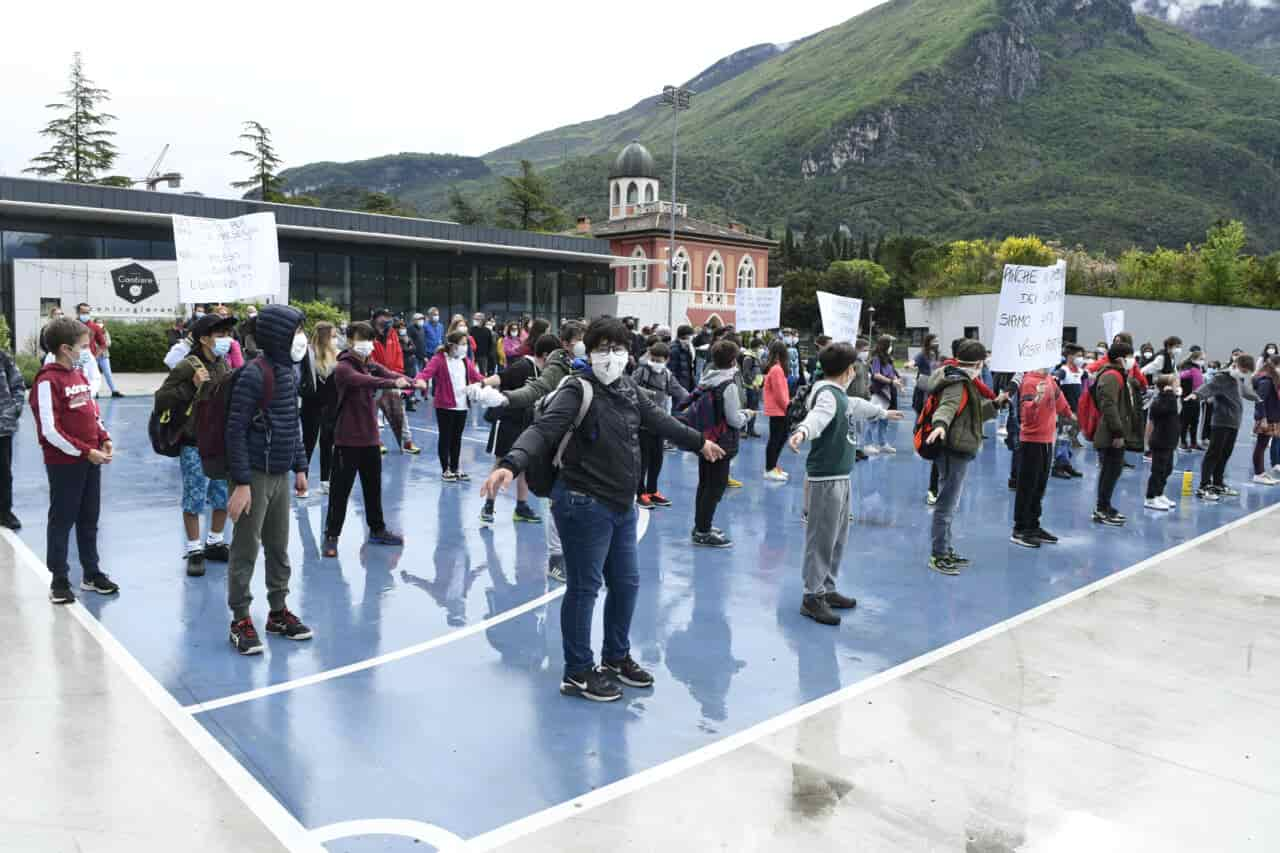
[1092,342,1142,525]
[632,341,691,508]
[669,325,696,391]
[224,304,313,654]
[155,313,238,577]
[1051,345,1087,478]
[477,334,554,525]
[1190,353,1258,500]
[30,318,117,604]
[691,340,754,547]
[322,322,425,558]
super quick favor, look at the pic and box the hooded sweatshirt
[698,367,749,430]
[225,304,307,486]
[29,361,109,465]
[1201,369,1259,431]
[333,349,403,447]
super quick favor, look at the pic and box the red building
[583,141,775,329]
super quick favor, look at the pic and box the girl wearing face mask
[868,335,903,454]
[1260,342,1279,364]
[154,313,237,577]
[1249,355,1280,485]
[762,340,792,480]
[301,323,340,495]
[479,317,725,703]
[1177,352,1206,451]
[416,331,485,482]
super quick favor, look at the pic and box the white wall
[904,294,1280,361]
[584,290,696,329]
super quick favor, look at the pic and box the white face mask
[856,351,868,362]
[572,341,587,359]
[450,345,465,359]
[1142,351,1153,360]
[352,341,375,358]
[247,311,257,319]
[591,350,628,385]
[1172,347,1183,358]
[650,360,667,373]
[291,333,308,363]
[1123,356,1136,371]
[1072,356,1085,368]
[1267,348,1277,357]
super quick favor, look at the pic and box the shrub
[0,314,11,353]
[103,320,171,372]
[16,354,40,385]
[290,300,349,334]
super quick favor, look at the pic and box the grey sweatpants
[227,470,293,620]
[802,478,852,596]
[545,498,562,557]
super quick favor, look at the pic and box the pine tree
[496,160,566,232]
[447,187,485,225]
[859,233,871,260]
[25,52,119,183]
[231,121,286,201]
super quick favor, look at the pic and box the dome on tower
[609,141,657,179]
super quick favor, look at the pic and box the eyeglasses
[592,346,629,357]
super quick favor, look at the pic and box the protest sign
[816,291,863,344]
[173,212,281,302]
[989,260,1066,372]
[735,287,781,332]
[1102,310,1125,345]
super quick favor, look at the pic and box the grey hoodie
[697,367,748,429]
[1202,370,1260,430]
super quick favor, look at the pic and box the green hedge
[103,320,171,372]
[16,354,40,385]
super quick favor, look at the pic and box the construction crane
[132,145,183,191]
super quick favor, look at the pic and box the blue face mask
[212,337,233,357]
[77,348,93,368]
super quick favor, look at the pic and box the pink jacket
[416,352,483,409]
[227,338,245,370]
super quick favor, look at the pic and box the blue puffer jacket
[226,304,307,486]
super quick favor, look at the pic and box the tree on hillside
[360,191,416,217]
[25,52,119,183]
[231,121,286,202]
[496,160,566,232]
[448,187,485,225]
[1198,220,1247,305]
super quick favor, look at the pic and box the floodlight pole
[660,85,692,331]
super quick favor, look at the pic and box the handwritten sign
[736,287,781,332]
[816,291,863,344]
[1102,310,1125,345]
[173,212,281,302]
[989,261,1066,372]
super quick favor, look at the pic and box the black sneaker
[185,551,206,577]
[824,590,857,610]
[692,530,732,548]
[928,554,961,576]
[547,554,567,584]
[479,502,496,526]
[1109,509,1128,522]
[946,550,971,567]
[49,578,75,605]
[801,594,841,626]
[1123,461,1136,469]
[602,655,654,688]
[229,617,263,655]
[855,449,869,461]
[80,573,119,595]
[1007,478,1017,491]
[560,667,623,702]
[265,608,313,640]
[1067,466,1084,479]
[1093,509,1125,527]
[1215,485,1240,497]
[1031,528,1059,544]
[110,391,124,399]
[1051,466,1073,480]
[0,511,21,530]
[513,503,542,524]
[1011,530,1041,549]
[202,542,230,562]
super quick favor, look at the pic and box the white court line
[461,501,1280,851]
[0,530,326,853]
[186,586,566,715]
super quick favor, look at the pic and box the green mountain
[276,152,491,215]
[1134,1,1280,76]
[285,0,1280,253]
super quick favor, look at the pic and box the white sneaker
[319,481,330,495]
[1271,464,1280,477]
[295,489,309,499]
[926,490,938,506]
[764,469,787,482]
[864,445,881,456]
[1144,497,1168,511]
[1251,473,1276,486]
[997,427,1009,438]
[1157,495,1175,509]
[881,445,897,455]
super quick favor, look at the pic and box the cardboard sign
[735,287,781,332]
[173,212,281,302]
[1102,310,1125,345]
[816,291,863,344]
[989,261,1066,372]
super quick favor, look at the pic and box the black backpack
[525,377,594,498]
[149,356,203,458]
[786,383,810,425]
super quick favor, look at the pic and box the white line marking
[0,530,326,853]
[187,586,566,714]
[460,501,1280,851]
[311,819,464,848]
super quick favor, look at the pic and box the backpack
[676,380,737,454]
[786,383,810,425]
[195,356,275,480]
[149,356,203,458]
[525,376,594,499]
[913,382,969,461]
[1079,367,1123,442]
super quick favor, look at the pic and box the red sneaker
[649,492,672,508]
[637,494,653,509]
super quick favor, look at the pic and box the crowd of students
[10,304,1279,703]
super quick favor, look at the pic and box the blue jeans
[931,452,971,556]
[868,416,894,448]
[551,480,638,676]
[96,354,117,394]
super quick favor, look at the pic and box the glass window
[964,326,981,341]
[560,270,585,319]
[1063,326,1078,344]
[478,264,510,319]
[351,255,386,322]
[2,231,101,260]
[736,255,756,289]
[386,257,412,315]
[316,253,346,309]
[418,256,452,317]
[506,265,531,316]
[672,248,690,291]
[104,238,152,259]
[281,250,317,303]
[644,184,655,203]
[626,182,638,204]
[151,240,177,260]
[535,269,557,323]
[629,248,648,291]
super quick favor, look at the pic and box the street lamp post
[660,85,692,331]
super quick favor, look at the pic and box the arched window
[644,183,656,203]
[671,247,690,291]
[705,252,725,303]
[736,255,756,290]
[626,182,639,204]
[629,246,648,290]
[611,183,620,207]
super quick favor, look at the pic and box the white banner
[735,287,781,332]
[173,212,281,302]
[1102,310,1125,345]
[816,291,863,344]
[989,261,1066,372]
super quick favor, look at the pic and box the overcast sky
[0,1,884,198]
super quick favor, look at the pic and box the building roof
[0,176,619,265]
[592,212,776,248]
[608,141,657,180]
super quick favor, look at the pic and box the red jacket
[1018,371,1073,443]
[763,364,790,416]
[86,321,109,357]
[371,327,405,374]
[28,362,110,464]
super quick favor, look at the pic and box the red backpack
[913,383,968,460]
[1079,366,1123,442]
